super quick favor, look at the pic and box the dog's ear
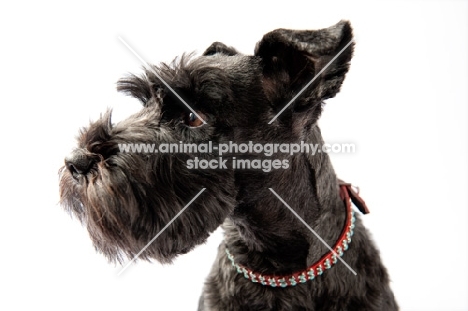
[203,42,238,56]
[255,20,354,108]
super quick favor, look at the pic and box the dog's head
[59,20,353,263]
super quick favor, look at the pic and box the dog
[59,20,398,310]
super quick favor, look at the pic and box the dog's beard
[59,151,235,264]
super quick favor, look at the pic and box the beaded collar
[225,181,363,288]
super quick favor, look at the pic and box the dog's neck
[224,187,354,287]
[225,127,348,277]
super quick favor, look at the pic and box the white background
[0,1,466,310]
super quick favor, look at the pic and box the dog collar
[225,181,365,287]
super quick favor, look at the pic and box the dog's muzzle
[64,149,97,180]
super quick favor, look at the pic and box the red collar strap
[338,179,370,214]
[225,179,369,287]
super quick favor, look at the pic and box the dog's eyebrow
[118,36,207,124]
[161,90,198,112]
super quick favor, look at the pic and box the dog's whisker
[117,188,206,276]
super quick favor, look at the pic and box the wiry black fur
[59,21,398,310]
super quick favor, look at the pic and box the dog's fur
[59,21,398,310]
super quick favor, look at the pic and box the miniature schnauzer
[60,20,398,310]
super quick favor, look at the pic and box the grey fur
[59,20,398,310]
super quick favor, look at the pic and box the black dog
[60,20,398,310]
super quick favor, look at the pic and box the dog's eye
[184,112,205,127]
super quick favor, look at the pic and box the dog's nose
[65,149,96,178]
